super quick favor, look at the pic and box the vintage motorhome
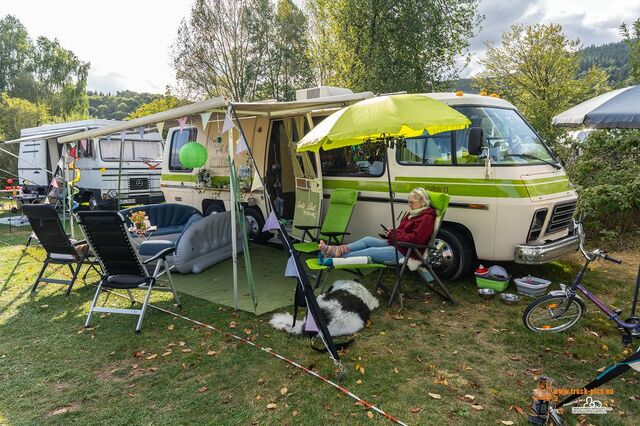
[17,120,164,209]
[156,88,579,280]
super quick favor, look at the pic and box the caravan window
[397,133,453,165]
[320,141,386,177]
[169,128,198,171]
[99,138,164,162]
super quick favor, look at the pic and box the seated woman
[319,188,436,264]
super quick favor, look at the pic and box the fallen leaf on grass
[207,350,217,356]
[292,410,298,416]
[367,411,374,419]
[356,379,362,384]
[280,387,288,395]
[244,328,252,335]
[181,348,192,353]
[471,404,484,411]
[229,321,237,328]
[359,367,365,375]
[198,386,208,393]
[500,421,514,425]
[589,331,600,338]
[145,354,157,360]
[167,324,174,331]
[393,368,399,374]
[179,341,186,346]
[162,350,172,357]
[267,403,277,410]
[463,394,475,401]
[509,405,525,415]
[410,407,421,413]
[428,392,441,399]
[40,305,48,308]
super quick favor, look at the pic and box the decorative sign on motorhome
[179,141,207,168]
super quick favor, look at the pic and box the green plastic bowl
[475,274,510,292]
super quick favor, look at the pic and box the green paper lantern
[179,142,207,168]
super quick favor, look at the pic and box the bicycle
[522,218,640,346]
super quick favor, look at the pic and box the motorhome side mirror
[468,127,484,155]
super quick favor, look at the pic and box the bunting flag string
[284,255,300,279]
[120,131,127,143]
[177,116,188,132]
[80,139,87,151]
[235,134,248,155]
[50,177,59,189]
[262,210,280,232]
[200,111,212,131]
[156,121,165,136]
[222,108,235,133]
[137,126,145,140]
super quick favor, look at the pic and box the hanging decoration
[222,107,235,133]
[156,121,165,136]
[177,116,188,132]
[200,111,212,131]
[99,167,107,174]
[70,146,79,159]
[235,134,248,155]
[178,142,208,169]
[80,139,87,151]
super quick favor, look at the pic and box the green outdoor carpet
[171,244,364,315]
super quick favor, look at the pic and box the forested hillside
[579,40,630,83]
[87,90,163,120]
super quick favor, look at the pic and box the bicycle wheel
[523,294,584,332]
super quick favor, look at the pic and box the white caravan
[156,88,578,280]
[17,120,165,209]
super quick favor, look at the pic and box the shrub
[564,129,640,243]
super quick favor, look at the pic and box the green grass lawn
[1,212,639,425]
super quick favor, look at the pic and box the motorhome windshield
[455,106,557,165]
[99,139,163,162]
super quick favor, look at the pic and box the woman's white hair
[409,188,430,208]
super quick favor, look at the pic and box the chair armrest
[294,225,321,231]
[395,241,428,250]
[321,231,350,238]
[143,247,176,264]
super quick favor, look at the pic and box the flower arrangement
[196,168,212,187]
[129,211,148,233]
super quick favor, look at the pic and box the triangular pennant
[56,157,64,170]
[80,139,87,150]
[222,109,235,133]
[304,310,319,333]
[200,111,212,131]
[120,131,127,143]
[50,177,59,189]
[262,210,280,232]
[137,126,145,140]
[156,121,165,135]
[250,169,263,192]
[106,134,112,142]
[284,255,299,278]
[177,116,188,132]
[235,134,248,155]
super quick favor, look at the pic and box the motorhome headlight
[107,189,118,199]
[527,208,548,242]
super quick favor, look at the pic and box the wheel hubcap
[432,238,454,271]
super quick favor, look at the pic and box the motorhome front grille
[546,201,577,234]
[128,177,149,191]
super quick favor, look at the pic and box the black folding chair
[76,211,181,334]
[22,204,101,296]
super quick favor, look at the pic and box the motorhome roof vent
[296,86,353,101]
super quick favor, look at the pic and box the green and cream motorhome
[158,88,578,280]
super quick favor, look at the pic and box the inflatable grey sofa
[139,211,243,274]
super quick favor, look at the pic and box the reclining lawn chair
[305,191,455,307]
[22,204,101,296]
[293,188,358,253]
[76,211,181,334]
[375,192,455,307]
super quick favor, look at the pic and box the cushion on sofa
[138,239,176,256]
[121,204,201,229]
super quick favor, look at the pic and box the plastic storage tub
[475,273,510,292]
[515,276,551,296]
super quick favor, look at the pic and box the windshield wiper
[503,153,561,170]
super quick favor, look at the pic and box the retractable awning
[1,128,84,145]
[57,92,374,143]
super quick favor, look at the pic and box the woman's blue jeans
[343,236,401,263]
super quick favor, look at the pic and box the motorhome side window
[320,141,386,177]
[397,133,453,165]
[78,140,94,158]
[169,128,198,171]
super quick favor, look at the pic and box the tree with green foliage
[476,24,610,146]
[0,15,30,94]
[564,130,640,241]
[171,0,267,101]
[88,90,164,120]
[0,93,50,175]
[305,0,482,93]
[0,15,89,118]
[254,0,314,100]
[127,90,189,119]
[620,18,640,85]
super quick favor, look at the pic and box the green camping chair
[305,191,455,307]
[293,188,358,254]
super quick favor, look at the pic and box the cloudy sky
[1,0,639,94]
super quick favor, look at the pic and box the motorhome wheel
[432,228,473,281]
[204,204,224,216]
[88,195,98,211]
[244,208,268,243]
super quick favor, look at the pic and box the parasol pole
[228,125,238,310]
[384,140,400,294]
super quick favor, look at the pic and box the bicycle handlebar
[603,254,622,264]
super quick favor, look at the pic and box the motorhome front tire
[432,227,474,281]
[244,208,268,243]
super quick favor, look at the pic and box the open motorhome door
[286,116,323,242]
